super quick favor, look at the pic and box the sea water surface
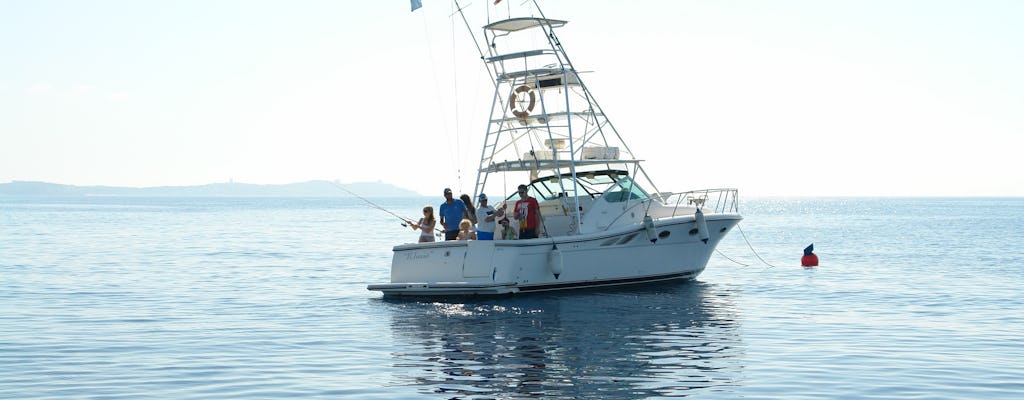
[1,196,1022,399]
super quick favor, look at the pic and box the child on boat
[497,215,518,240]
[410,206,436,243]
[457,218,477,241]
[460,194,478,227]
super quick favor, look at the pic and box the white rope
[736,223,782,269]
[715,248,750,267]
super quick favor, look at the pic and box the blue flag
[411,0,422,11]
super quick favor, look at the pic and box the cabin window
[603,176,649,203]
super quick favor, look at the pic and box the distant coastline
[0,180,421,197]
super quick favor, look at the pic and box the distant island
[0,180,422,197]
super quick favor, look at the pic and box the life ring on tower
[509,85,536,119]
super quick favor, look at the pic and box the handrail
[655,188,740,215]
[486,49,552,63]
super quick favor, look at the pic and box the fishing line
[330,182,416,227]
[450,0,463,188]
[419,7,458,186]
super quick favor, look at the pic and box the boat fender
[695,208,709,244]
[509,85,536,119]
[643,215,657,243]
[548,244,563,279]
[801,243,819,267]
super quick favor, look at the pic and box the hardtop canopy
[483,17,567,32]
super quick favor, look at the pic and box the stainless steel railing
[656,188,740,216]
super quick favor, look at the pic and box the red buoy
[801,243,818,266]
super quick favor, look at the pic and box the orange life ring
[509,85,536,119]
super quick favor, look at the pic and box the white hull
[368,213,741,296]
[367,9,743,297]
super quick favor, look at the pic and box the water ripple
[378,283,744,398]
[2,197,1023,399]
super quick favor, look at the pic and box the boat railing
[656,188,740,216]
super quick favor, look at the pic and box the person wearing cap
[439,188,468,241]
[475,193,498,240]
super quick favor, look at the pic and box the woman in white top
[410,205,436,242]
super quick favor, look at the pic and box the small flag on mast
[411,0,422,11]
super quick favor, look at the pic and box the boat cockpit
[511,169,650,203]
[499,170,658,236]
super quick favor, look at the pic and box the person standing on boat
[460,194,478,227]
[409,206,436,243]
[475,193,498,240]
[439,188,468,241]
[514,184,541,239]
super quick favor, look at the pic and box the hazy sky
[2,0,1021,197]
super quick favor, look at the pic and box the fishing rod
[330,182,444,234]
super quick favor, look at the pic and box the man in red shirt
[514,184,541,239]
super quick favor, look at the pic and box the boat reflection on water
[378,281,744,398]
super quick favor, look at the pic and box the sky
[2,0,1022,197]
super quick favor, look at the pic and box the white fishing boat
[368,2,741,296]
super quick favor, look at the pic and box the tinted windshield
[521,170,649,202]
[602,175,649,203]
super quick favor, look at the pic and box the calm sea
[1,196,1022,399]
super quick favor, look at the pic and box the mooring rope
[736,223,782,269]
[715,248,750,267]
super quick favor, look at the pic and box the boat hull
[367,214,741,296]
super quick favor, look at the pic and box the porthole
[658,231,671,239]
[688,228,699,236]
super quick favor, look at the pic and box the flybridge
[472,11,645,196]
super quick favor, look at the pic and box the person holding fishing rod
[330,181,441,241]
[408,206,437,243]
